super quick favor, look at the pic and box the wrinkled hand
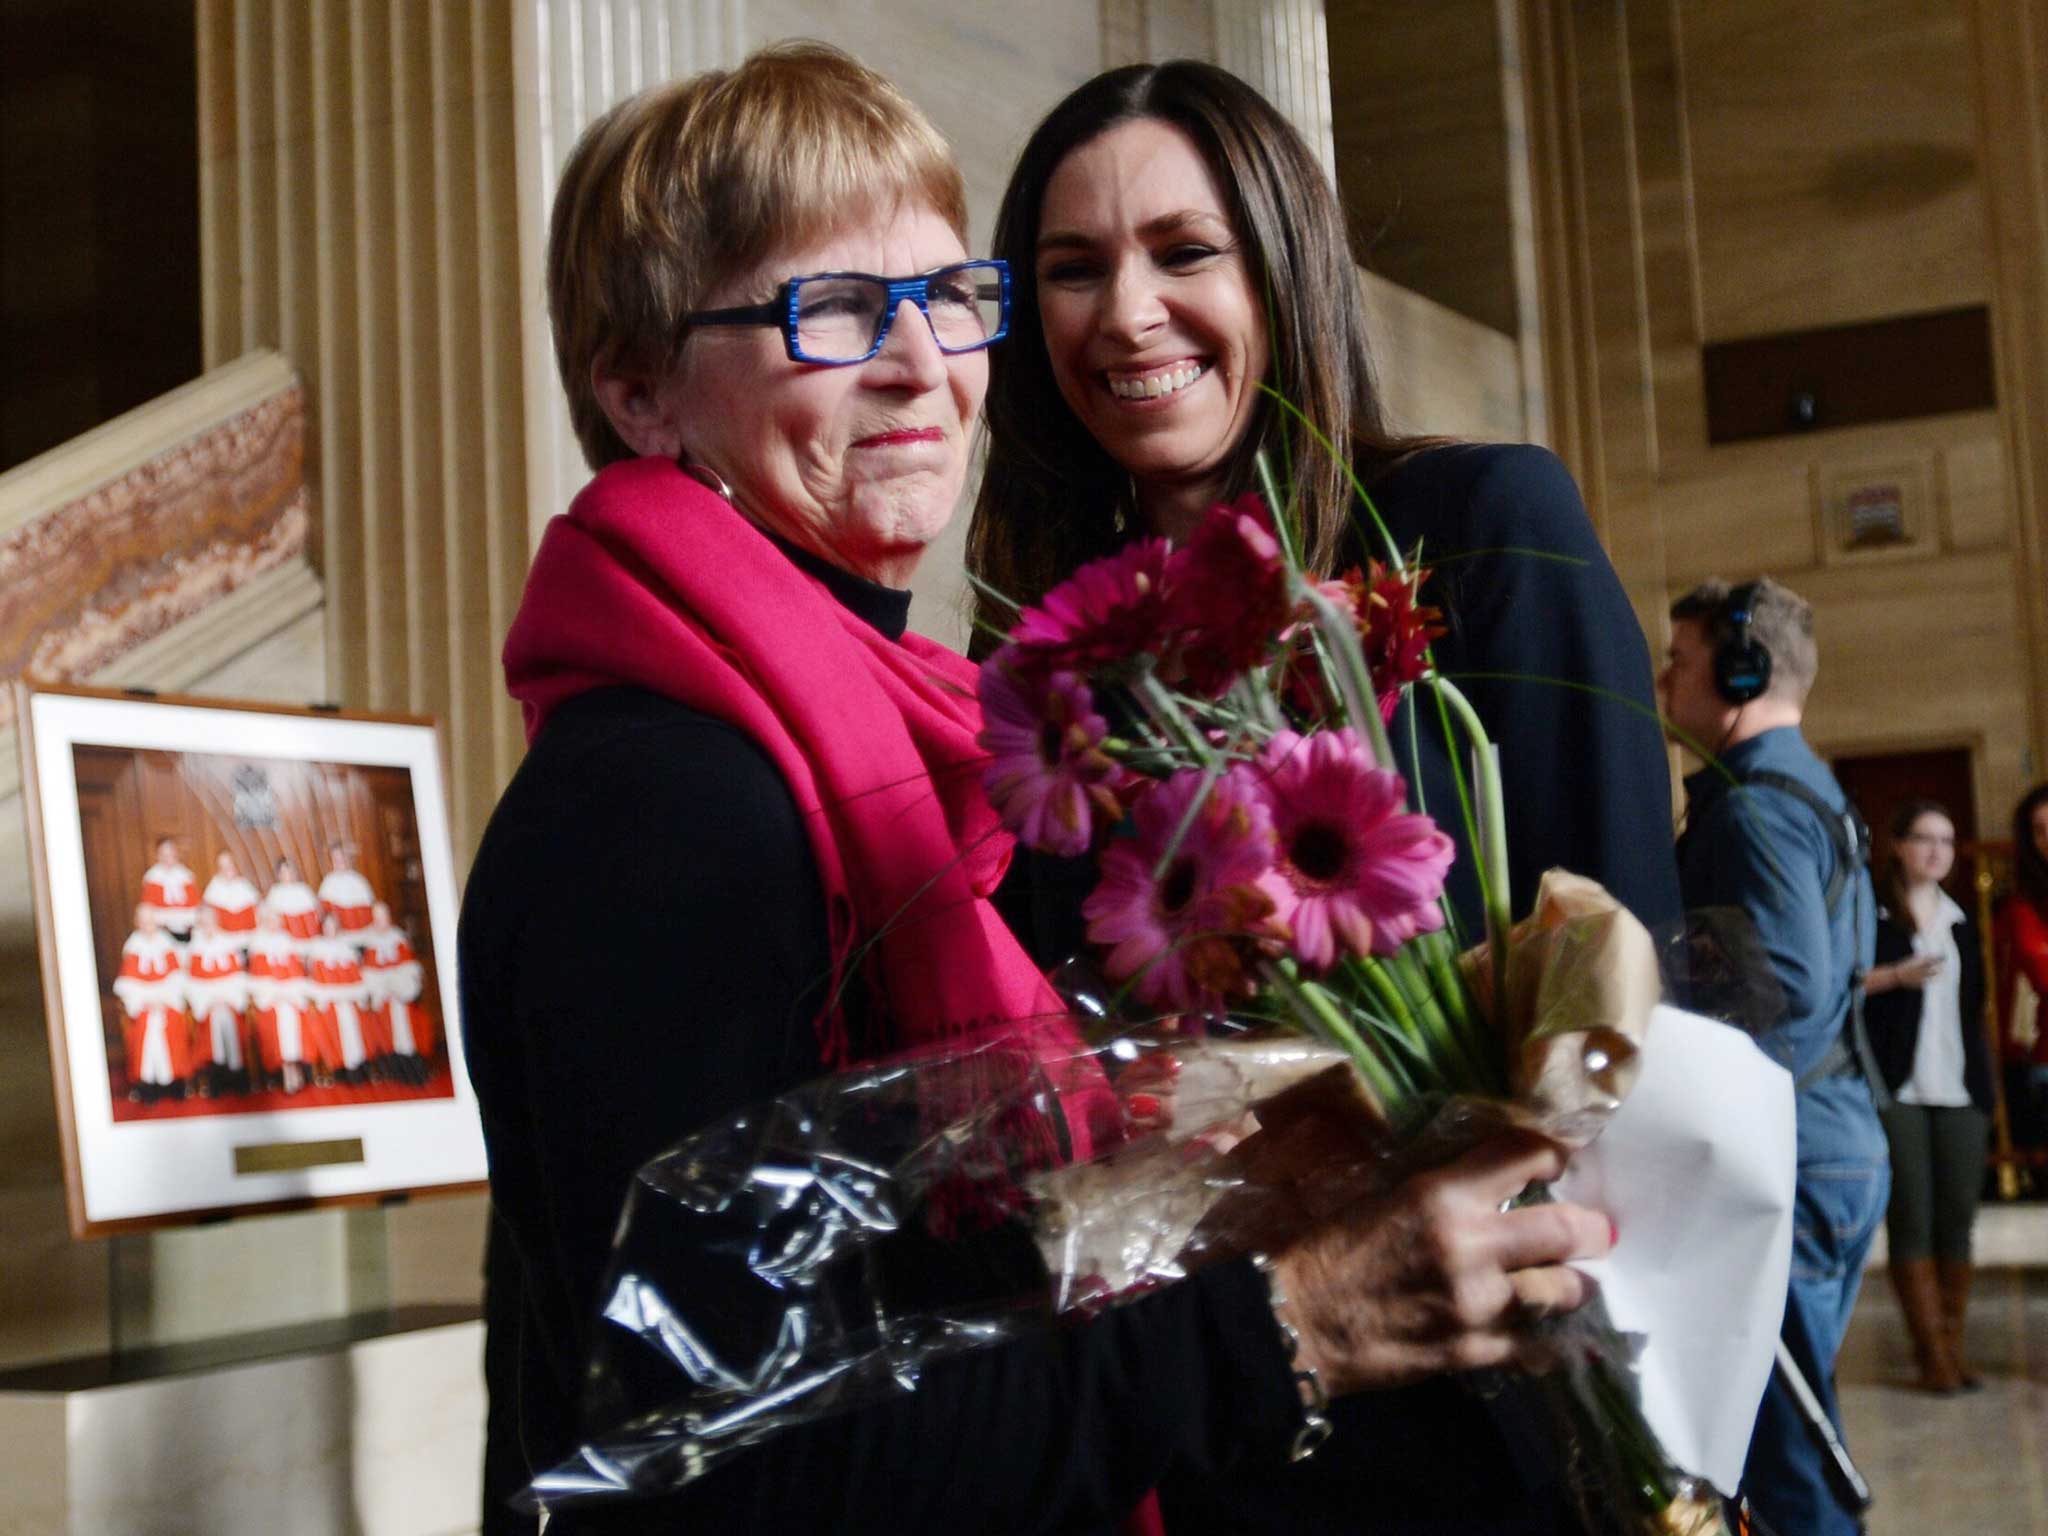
[1271,1131,1611,1394]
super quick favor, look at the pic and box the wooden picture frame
[15,681,485,1237]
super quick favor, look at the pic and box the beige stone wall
[1520,0,2048,830]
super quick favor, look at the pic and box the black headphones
[1713,581,1773,704]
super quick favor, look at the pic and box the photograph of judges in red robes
[72,743,457,1122]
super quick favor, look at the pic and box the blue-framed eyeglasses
[684,259,1010,365]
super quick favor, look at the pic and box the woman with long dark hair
[1863,799,1992,1393]
[971,59,1679,1536]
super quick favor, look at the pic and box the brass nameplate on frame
[233,1138,368,1175]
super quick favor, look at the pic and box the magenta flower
[1166,494,1295,695]
[978,648,1123,857]
[1082,766,1294,1013]
[1010,538,1177,672]
[1254,729,1455,967]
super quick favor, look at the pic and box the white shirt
[1897,890,1972,1108]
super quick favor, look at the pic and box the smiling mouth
[1105,361,1207,401]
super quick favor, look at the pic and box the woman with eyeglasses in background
[1863,798,1993,1394]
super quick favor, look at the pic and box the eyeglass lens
[792,267,1001,360]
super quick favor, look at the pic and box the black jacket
[1373,443,1682,939]
[1866,905,1994,1112]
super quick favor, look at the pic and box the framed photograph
[16,681,486,1236]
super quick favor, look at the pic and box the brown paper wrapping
[1464,869,1660,1141]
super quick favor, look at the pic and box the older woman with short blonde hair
[463,42,1608,1535]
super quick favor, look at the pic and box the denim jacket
[1676,727,1877,1087]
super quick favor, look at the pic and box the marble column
[511,0,747,550]
[1103,0,1335,177]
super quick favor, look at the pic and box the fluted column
[1969,0,2048,777]
[511,0,747,551]
[1211,0,1337,177]
[1101,1,1334,177]
[197,0,533,865]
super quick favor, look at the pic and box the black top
[461,541,1301,1535]
[1867,906,1993,1112]
[1002,443,1682,1535]
[1373,443,1682,939]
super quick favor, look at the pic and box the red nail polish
[1607,1216,1619,1248]
[1127,1092,1162,1119]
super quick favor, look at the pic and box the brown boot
[1936,1258,1985,1392]
[1891,1257,1962,1393]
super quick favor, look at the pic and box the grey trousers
[1879,1102,1990,1262]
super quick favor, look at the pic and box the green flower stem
[1272,963,1406,1113]
[1414,929,1504,1095]
[1351,956,1437,1082]
[1301,582,1397,769]
[1254,448,1303,570]
[1430,677,1510,1020]
[1149,764,1221,883]
[1584,1357,1675,1513]
[1133,667,1219,769]
[1384,946,1489,1091]
[1231,672,1281,734]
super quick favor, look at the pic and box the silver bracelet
[1249,1251,1334,1462]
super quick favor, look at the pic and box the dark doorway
[1831,745,1979,906]
[0,0,201,473]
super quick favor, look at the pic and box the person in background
[361,901,432,1084]
[248,906,312,1094]
[319,840,378,935]
[1661,575,1886,1536]
[184,907,252,1097]
[203,849,261,941]
[309,911,372,1082]
[266,855,323,946]
[112,905,190,1103]
[1997,782,2048,1154]
[1864,798,1991,1393]
[140,835,200,943]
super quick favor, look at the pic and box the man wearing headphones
[1661,577,1888,1536]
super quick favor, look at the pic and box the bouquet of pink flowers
[973,474,1732,1535]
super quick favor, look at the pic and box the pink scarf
[502,458,1118,1161]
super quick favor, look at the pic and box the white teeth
[1109,363,1204,400]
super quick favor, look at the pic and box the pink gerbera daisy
[1254,729,1455,968]
[977,648,1123,857]
[1082,766,1294,1014]
[1010,538,1177,672]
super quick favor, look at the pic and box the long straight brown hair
[965,61,1425,653]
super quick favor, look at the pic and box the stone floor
[1839,1265,2048,1535]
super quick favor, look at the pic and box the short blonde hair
[547,41,969,470]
